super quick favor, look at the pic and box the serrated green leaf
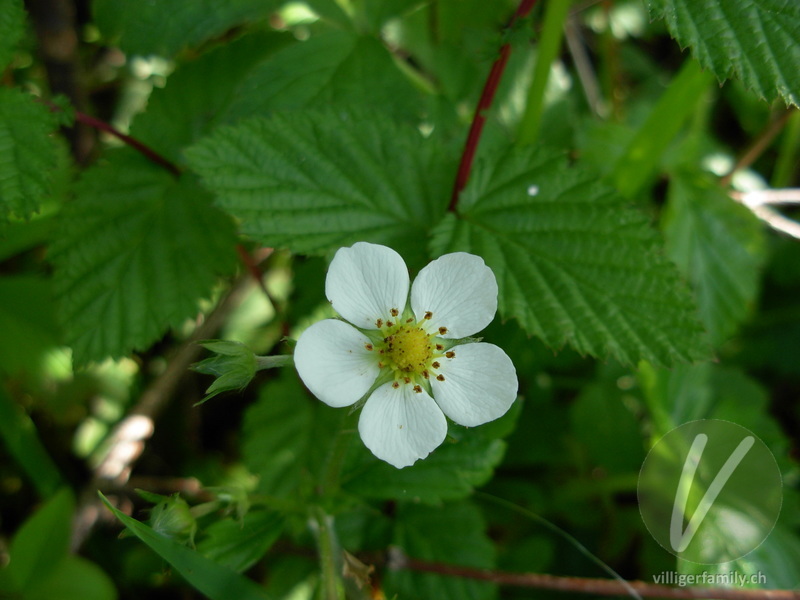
[187,109,453,264]
[99,493,271,600]
[130,32,293,164]
[341,429,506,504]
[197,511,284,573]
[433,147,710,367]
[0,0,25,69]
[52,151,238,365]
[0,387,63,498]
[241,373,338,499]
[92,0,280,57]
[663,172,766,344]
[0,88,60,220]
[386,501,497,600]
[647,0,800,106]
[222,30,420,122]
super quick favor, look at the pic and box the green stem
[516,0,572,145]
[772,109,800,188]
[320,411,357,496]
[312,507,342,600]
[255,354,293,370]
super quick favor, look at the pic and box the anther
[387,320,394,327]
[435,344,444,351]
[445,351,455,359]
[365,343,373,351]
[406,318,413,323]
[390,308,399,317]
[403,376,411,384]
[378,361,384,368]
[376,318,383,328]
[438,326,447,335]
[422,370,429,379]
[424,311,433,320]
[436,374,445,381]
[432,361,440,368]
[392,381,400,388]
[413,385,422,393]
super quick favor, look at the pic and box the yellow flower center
[386,326,432,373]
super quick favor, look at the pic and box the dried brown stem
[391,551,800,600]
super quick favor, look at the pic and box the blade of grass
[612,60,713,198]
[99,493,272,600]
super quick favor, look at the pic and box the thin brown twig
[70,276,251,550]
[391,551,800,600]
[721,109,795,186]
[449,0,539,211]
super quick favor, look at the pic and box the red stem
[448,0,539,211]
[74,111,182,176]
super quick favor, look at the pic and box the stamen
[392,381,400,388]
[387,320,394,327]
[432,361,440,368]
[424,311,433,320]
[378,361,384,368]
[422,370,429,379]
[376,318,383,328]
[364,343,373,351]
[403,376,411,384]
[445,351,455,359]
[413,385,422,393]
[438,326,448,335]
[406,317,413,323]
[436,374,445,381]
[435,344,444,351]
[390,308,399,317]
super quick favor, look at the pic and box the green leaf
[0,88,60,220]
[24,556,117,600]
[92,0,280,57]
[52,151,238,365]
[197,511,284,573]
[386,501,497,600]
[341,428,507,504]
[433,147,711,367]
[187,109,453,264]
[0,276,60,375]
[647,0,800,106]
[222,30,420,123]
[7,488,73,591]
[0,387,63,498]
[0,0,25,69]
[663,171,767,344]
[130,32,293,164]
[99,493,271,600]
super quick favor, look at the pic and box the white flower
[295,242,518,468]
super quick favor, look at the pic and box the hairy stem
[449,0,539,211]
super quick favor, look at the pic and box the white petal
[410,252,497,338]
[431,343,517,427]
[358,382,447,468]
[325,242,409,330]
[294,319,380,408]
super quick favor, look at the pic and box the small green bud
[192,340,258,404]
[140,491,197,547]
